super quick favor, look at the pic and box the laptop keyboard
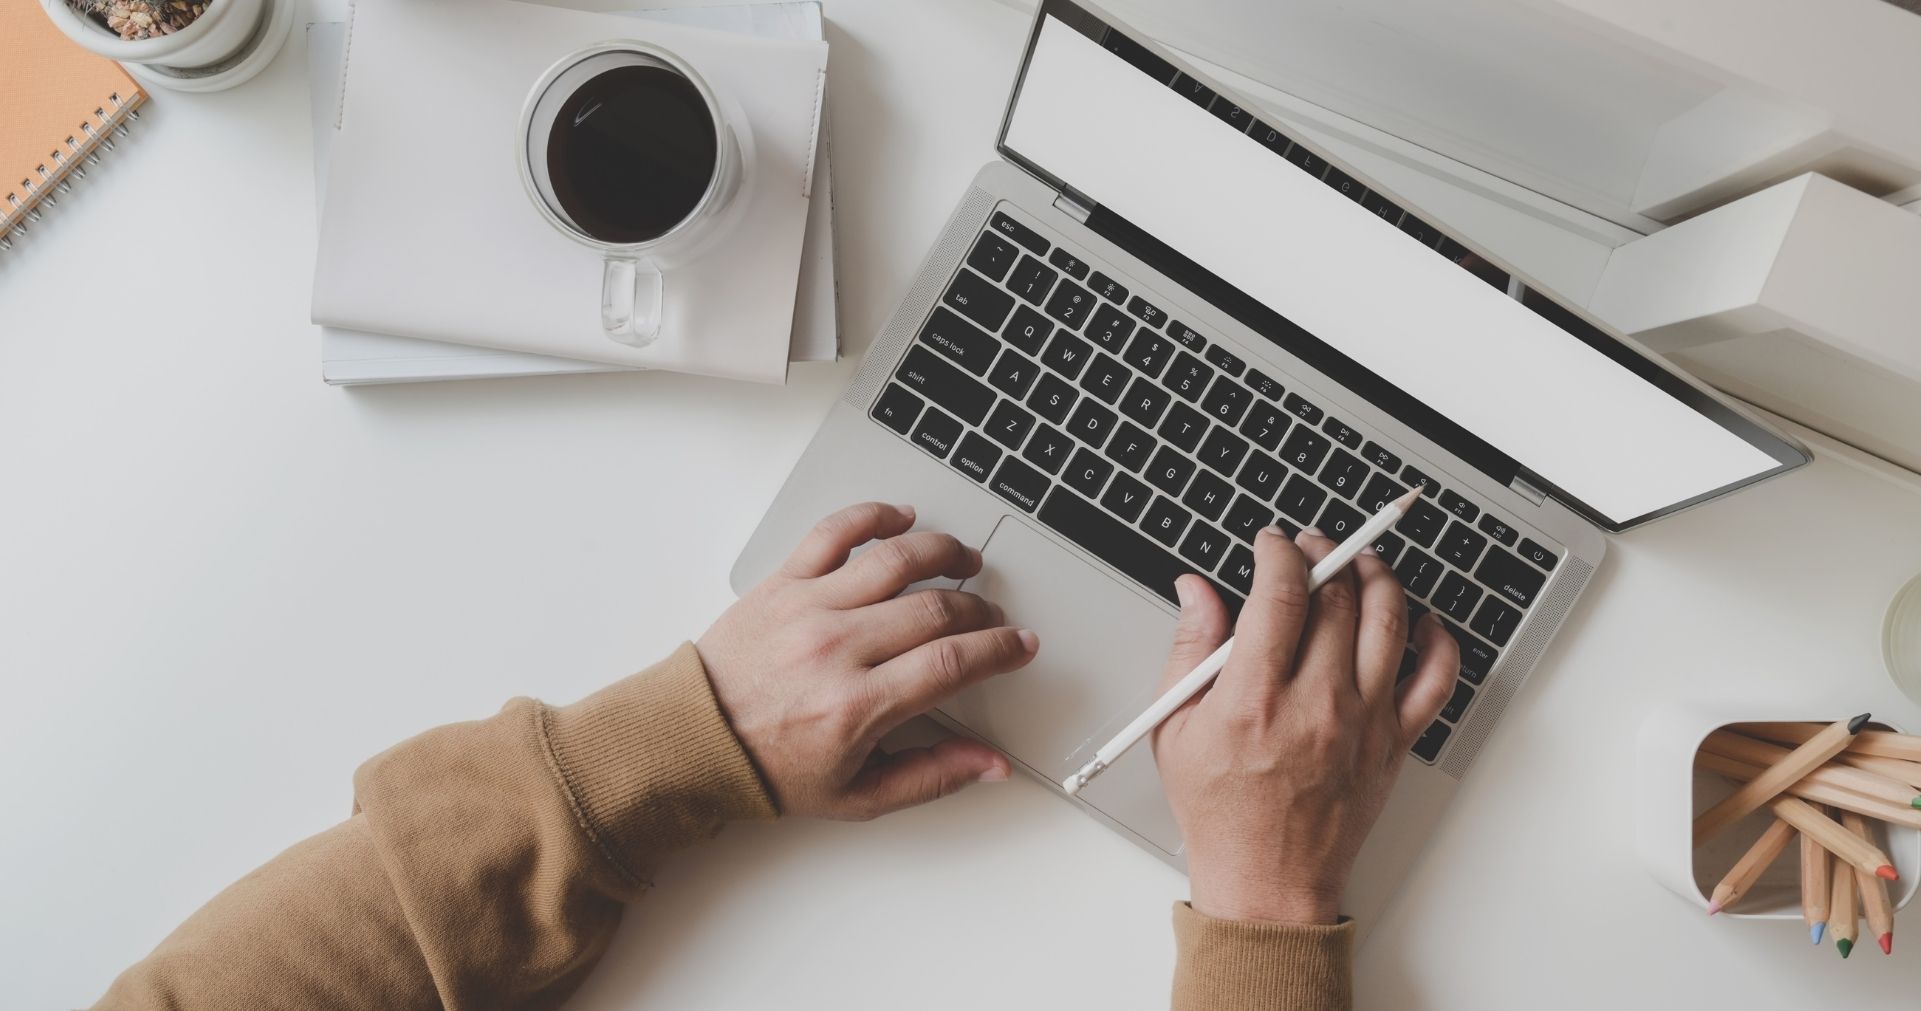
[872,209,1562,764]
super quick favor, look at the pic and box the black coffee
[547,64,718,245]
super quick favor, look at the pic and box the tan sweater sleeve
[92,642,776,1010]
[1171,902,1355,1011]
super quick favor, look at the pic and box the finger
[869,626,1039,729]
[1154,575,1232,742]
[1351,548,1409,706]
[816,530,982,608]
[1219,526,1310,707]
[778,502,917,579]
[1292,528,1362,694]
[846,737,1011,820]
[851,589,1004,663]
[1395,615,1459,744]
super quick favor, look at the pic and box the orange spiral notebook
[1,2,147,251]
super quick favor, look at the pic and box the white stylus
[1061,485,1426,797]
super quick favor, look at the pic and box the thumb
[1160,575,1231,694]
[846,737,1011,819]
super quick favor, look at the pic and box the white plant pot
[40,0,293,92]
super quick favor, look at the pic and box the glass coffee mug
[518,42,754,347]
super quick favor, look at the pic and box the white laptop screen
[1000,7,1796,528]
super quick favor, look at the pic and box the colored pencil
[1767,795,1899,882]
[1707,818,1796,915]
[1707,730,1921,808]
[1802,815,1831,944]
[1832,847,1859,958]
[1738,721,1921,763]
[1695,751,1921,829]
[1693,715,1871,845]
[1835,752,1921,790]
[1843,811,1896,955]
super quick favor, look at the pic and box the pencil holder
[1638,705,1921,919]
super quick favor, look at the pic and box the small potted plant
[41,0,294,92]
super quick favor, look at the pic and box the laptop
[732,0,1809,931]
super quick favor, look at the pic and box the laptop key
[911,406,963,459]
[1062,447,1113,499]
[989,457,1049,512]
[1250,121,1292,155]
[1439,489,1480,522]
[966,232,1018,282]
[1397,649,1421,684]
[1198,426,1251,478]
[1163,352,1215,402]
[1127,295,1166,329]
[1432,572,1484,622]
[1104,422,1157,473]
[985,399,1037,451]
[1002,305,1054,355]
[1172,72,1218,110]
[1477,513,1518,546]
[1100,472,1152,522]
[1221,544,1256,594]
[1120,377,1171,427]
[1182,469,1235,521]
[1396,497,1449,547]
[1210,99,1256,133]
[1411,721,1450,763]
[1166,321,1207,351]
[1283,392,1324,424]
[988,211,1047,254]
[1395,548,1443,597]
[1361,190,1404,227]
[1141,495,1192,547]
[1370,530,1405,566]
[1200,377,1253,426]
[1325,167,1365,203]
[1043,279,1096,330]
[1022,423,1074,475]
[1086,302,1136,352]
[1158,402,1211,452]
[1519,538,1559,572]
[1065,399,1119,449]
[1048,247,1090,280]
[1179,521,1231,571]
[1401,464,1441,497]
[1358,472,1409,513]
[1470,596,1522,646]
[919,307,999,376]
[1474,546,1546,609]
[944,269,1015,331]
[1279,425,1332,473]
[1318,500,1365,541]
[1277,474,1329,525]
[1089,271,1129,304]
[1203,345,1246,376]
[1222,495,1275,543]
[1436,521,1488,571]
[1245,368,1283,401]
[1122,329,1176,378]
[1007,255,1059,306]
[1146,446,1197,497]
[1322,416,1362,449]
[1233,452,1287,501]
[1239,403,1291,451]
[951,432,1002,483]
[1078,353,1130,404]
[1448,626,1499,684]
[1361,440,1401,472]
[1440,681,1474,723]
[870,383,923,435]
[1398,213,1444,250]
[1285,143,1329,179]
[1039,488,1237,613]
[1041,331,1094,380]
[895,347,994,425]
[988,348,1039,399]
[1317,448,1369,499]
[1027,373,1078,424]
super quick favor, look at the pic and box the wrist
[1188,866,1344,925]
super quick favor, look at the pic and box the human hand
[1151,527,1458,924]
[697,502,1037,820]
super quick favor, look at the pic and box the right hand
[1151,527,1458,924]
[697,502,1038,821]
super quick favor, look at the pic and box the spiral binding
[1,91,144,252]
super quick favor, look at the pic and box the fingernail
[1259,525,1289,540]
[1361,544,1378,557]
[979,764,1011,783]
[1017,628,1040,653]
[1301,526,1324,538]
[1175,577,1195,606]
[895,504,916,522]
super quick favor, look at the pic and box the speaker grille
[843,187,998,411]
[1439,554,1597,778]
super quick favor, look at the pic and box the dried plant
[65,0,211,42]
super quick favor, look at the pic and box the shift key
[894,347,995,425]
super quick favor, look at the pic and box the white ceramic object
[1886,573,1921,710]
[1638,704,1920,919]
[39,0,293,92]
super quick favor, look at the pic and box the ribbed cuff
[1171,902,1355,1011]
[539,642,777,886]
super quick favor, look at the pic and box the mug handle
[601,257,663,347]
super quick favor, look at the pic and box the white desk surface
[5,1,1921,1007]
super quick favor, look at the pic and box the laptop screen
[997,3,1803,529]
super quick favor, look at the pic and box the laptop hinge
[1052,190,1094,223]
[1509,471,1549,507]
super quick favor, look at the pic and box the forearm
[93,643,775,1010]
[1170,903,1354,1011]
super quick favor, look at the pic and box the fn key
[870,384,924,435]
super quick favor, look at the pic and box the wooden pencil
[1695,751,1921,828]
[1738,721,1921,763]
[1767,795,1899,881]
[1802,815,1832,944]
[1832,846,1860,958]
[1707,730,1921,808]
[1708,818,1796,914]
[1843,811,1896,955]
[1694,715,1871,845]
[1835,752,1921,790]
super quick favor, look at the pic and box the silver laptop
[733,0,1808,930]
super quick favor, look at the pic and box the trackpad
[944,516,1186,855]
